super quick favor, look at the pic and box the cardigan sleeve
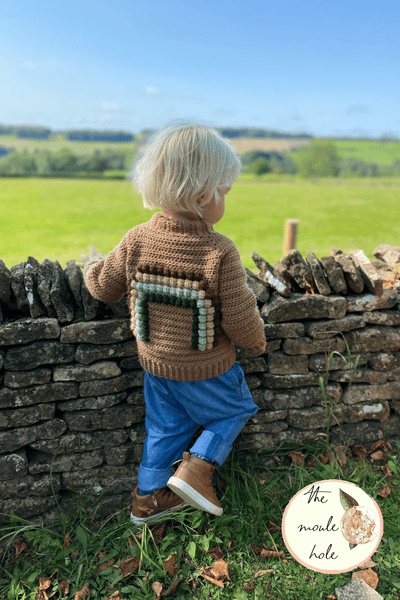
[218,244,267,355]
[84,234,128,302]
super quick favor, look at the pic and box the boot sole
[167,477,223,516]
[130,501,188,525]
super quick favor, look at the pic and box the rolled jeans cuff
[138,464,174,491]
[190,430,227,467]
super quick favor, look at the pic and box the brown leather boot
[167,452,223,516]
[130,486,187,525]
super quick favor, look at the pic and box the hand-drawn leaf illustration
[350,543,358,550]
[339,488,358,511]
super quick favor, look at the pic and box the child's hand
[75,246,105,269]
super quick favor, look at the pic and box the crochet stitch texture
[84,213,267,381]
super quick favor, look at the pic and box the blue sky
[1,0,399,137]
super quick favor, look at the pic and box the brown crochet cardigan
[84,212,267,381]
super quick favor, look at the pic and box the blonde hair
[131,119,242,218]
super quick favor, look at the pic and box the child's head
[131,119,242,219]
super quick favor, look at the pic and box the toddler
[77,119,267,525]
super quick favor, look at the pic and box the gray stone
[52,360,121,382]
[57,391,127,411]
[60,317,132,344]
[126,388,145,406]
[245,268,271,303]
[282,250,315,292]
[4,368,52,388]
[348,249,383,296]
[363,309,400,326]
[30,429,129,455]
[81,279,102,320]
[0,496,58,524]
[78,371,143,397]
[371,259,393,275]
[243,414,288,434]
[24,258,47,318]
[373,243,400,262]
[329,369,388,385]
[261,292,347,324]
[287,406,341,429]
[28,449,104,474]
[0,403,55,430]
[244,373,263,389]
[37,259,57,318]
[128,423,146,444]
[64,260,85,319]
[342,382,400,405]
[386,367,400,381]
[305,314,365,340]
[305,252,331,295]
[0,317,60,346]
[236,356,267,374]
[346,289,398,312]
[4,340,75,371]
[335,577,383,600]
[108,294,130,318]
[367,352,400,371]
[331,248,364,293]
[258,383,342,410]
[344,400,390,423]
[0,472,61,499]
[63,403,145,431]
[0,418,67,453]
[268,351,309,375]
[344,326,400,353]
[10,262,30,314]
[263,322,305,339]
[251,252,292,297]
[50,261,75,323]
[261,372,321,388]
[0,382,78,409]
[0,449,28,480]
[320,255,347,294]
[282,336,346,356]
[104,441,143,465]
[75,338,138,365]
[309,353,368,372]
[0,259,14,309]
[61,463,139,495]
[119,357,142,370]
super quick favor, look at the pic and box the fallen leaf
[370,439,392,454]
[267,520,281,532]
[358,558,378,569]
[377,485,392,498]
[59,580,70,598]
[127,537,137,547]
[380,464,393,479]
[272,455,281,466]
[228,540,235,552]
[152,523,166,541]
[38,573,57,591]
[252,545,285,558]
[97,558,115,573]
[134,532,143,542]
[142,572,150,583]
[307,458,317,467]
[352,568,379,589]
[206,546,224,560]
[200,573,224,589]
[74,584,90,600]
[163,555,180,577]
[266,579,273,598]
[370,450,386,461]
[288,451,304,466]
[327,451,335,467]
[254,570,267,578]
[187,577,196,590]
[117,557,140,578]
[243,583,254,591]
[318,453,329,464]
[210,559,231,582]
[152,582,163,598]
[71,549,78,559]
[105,592,122,600]
[335,445,347,467]
[162,577,184,597]
[97,551,108,560]
[326,595,336,599]
[14,542,27,558]
[351,444,367,458]
[63,532,71,547]
[277,492,282,501]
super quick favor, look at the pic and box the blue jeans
[137,362,258,492]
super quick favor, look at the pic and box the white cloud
[145,86,161,95]
[22,61,36,69]
[101,101,120,110]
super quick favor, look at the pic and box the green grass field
[2,175,400,271]
[332,139,400,165]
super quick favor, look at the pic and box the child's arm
[219,245,267,356]
[77,237,128,303]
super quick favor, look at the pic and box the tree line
[0,125,135,142]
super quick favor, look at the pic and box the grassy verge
[2,440,399,600]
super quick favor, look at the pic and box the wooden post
[283,219,299,257]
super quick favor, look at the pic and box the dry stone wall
[1,245,400,523]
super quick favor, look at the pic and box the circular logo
[282,480,383,573]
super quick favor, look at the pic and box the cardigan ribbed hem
[137,340,236,382]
